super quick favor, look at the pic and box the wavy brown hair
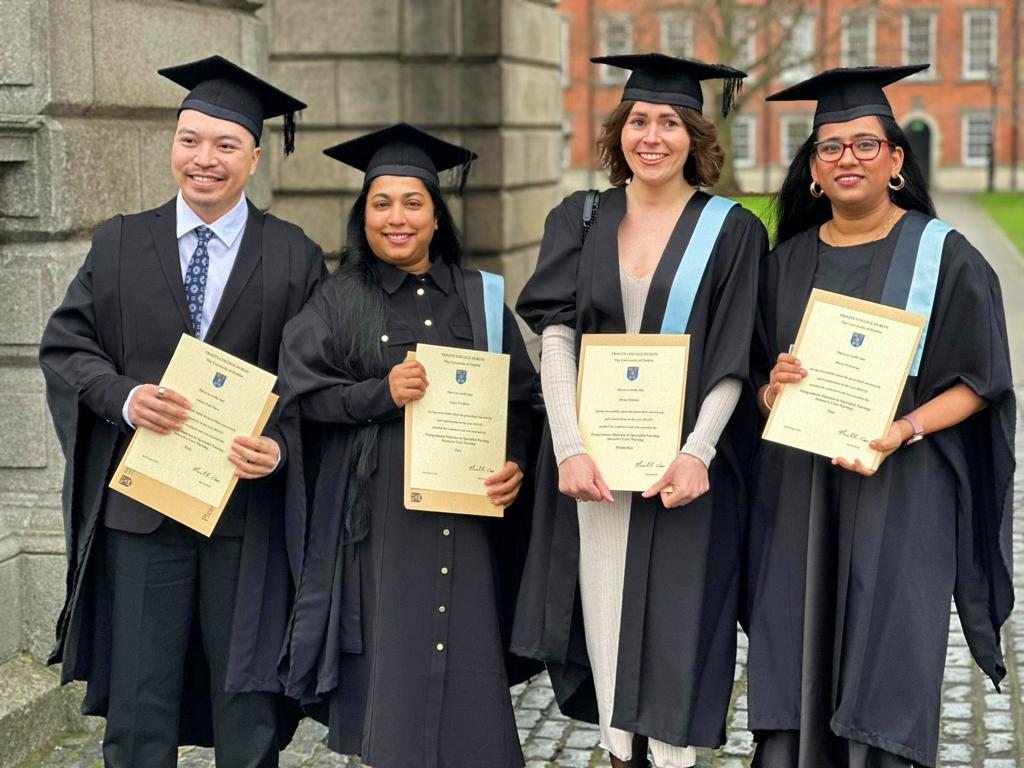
[597,100,725,188]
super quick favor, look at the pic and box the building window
[561,16,570,88]
[962,113,993,166]
[780,16,815,83]
[660,11,693,59]
[599,15,632,83]
[732,116,756,168]
[902,12,935,77]
[781,116,813,165]
[963,10,997,80]
[841,12,874,67]
[732,12,757,76]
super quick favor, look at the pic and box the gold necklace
[827,207,901,246]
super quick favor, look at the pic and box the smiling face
[364,175,437,273]
[810,115,903,211]
[171,109,260,224]
[619,101,692,188]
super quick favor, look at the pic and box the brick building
[560,0,1024,193]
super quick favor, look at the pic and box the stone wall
[0,0,562,699]
[263,0,563,302]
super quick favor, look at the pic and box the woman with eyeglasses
[745,66,1015,768]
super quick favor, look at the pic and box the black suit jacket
[98,198,304,535]
[40,196,326,730]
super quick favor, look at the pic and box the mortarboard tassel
[721,77,743,118]
[283,111,297,155]
[456,159,474,196]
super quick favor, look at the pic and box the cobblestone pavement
[18,195,1024,767]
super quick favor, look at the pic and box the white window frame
[659,10,694,59]
[780,15,815,83]
[599,15,633,83]
[561,15,571,88]
[902,11,936,79]
[962,10,997,81]
[780,116,813,165]
[962,113,993,166]
[841,12,875,67]
[731,115,756,168]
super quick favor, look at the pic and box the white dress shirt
[122,193,248,426]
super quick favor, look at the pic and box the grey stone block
[58,118,144,230]
[0,538,21,662]
[0,394,46,468]
[21,551,66,663]
[46,0,95,113]
[270,194,346,255]
[0,267,44,346]
[138,123,178,213]
[0,656,96,768]
[502,62,562,126]
[270,61,338,127]
[459,64,503,126]
[504,0,562,65]
[464,128,562,189]
[403,62,457,125]
[463,0,502,55]
[403,0,458,56]
[92,0,251,110]
[336,59,402,127]
[276,129,364,193]
[0,0,34,86]
[269,0,399,55]
[465,185,559,253]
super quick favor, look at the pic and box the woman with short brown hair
[512,54,767,768]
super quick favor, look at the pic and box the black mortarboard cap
[591,53,747,117]
[766,65,929,128]
[158,55,307,154]
[323,123,478,194]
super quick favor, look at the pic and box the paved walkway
[18,194,1024,768]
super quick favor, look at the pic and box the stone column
[263,0,564,302]
[0,0,271,758]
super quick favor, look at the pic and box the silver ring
[157,386,166,399]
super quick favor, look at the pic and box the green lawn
[975,193,1024,256]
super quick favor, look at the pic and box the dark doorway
[905,119,932,188]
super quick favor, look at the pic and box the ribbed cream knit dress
[540,266,741,768]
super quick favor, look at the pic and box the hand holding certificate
[576,334,689,492]
[109,334,278,536]
[762,289,924,471]
[404,343,510,516]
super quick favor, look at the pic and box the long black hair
[343,177,465,267]
[769,115,936,245]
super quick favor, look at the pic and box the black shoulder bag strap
[582,189,600,244]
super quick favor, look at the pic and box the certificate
[762,289,925,470]
[576,334,689,492]
[109,334,278,535]
[404,343,509,517]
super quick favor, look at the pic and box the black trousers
[102,521,278,768]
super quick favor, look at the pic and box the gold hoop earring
[888,173,906,191]
[809,180,824,199]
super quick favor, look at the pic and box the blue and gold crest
[212,372,227,388]
[626,366,639,381]
[455,369,468,384]
[850,333,865,348]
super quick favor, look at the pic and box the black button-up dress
[279,257,537,768]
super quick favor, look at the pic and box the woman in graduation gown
[747,65,1015,768]
[276,124,539,768]
[513,54,767,768]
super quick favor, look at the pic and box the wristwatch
[899,413,925,445]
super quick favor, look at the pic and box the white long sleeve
[541,324,586,465]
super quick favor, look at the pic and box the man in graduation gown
[38,55,325,767]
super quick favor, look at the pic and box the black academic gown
[277,257,540,768]
[746,220,1015,768]
[38,197,324,746]
[512,188,766,748]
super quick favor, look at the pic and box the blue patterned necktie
[185,226,213,339]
